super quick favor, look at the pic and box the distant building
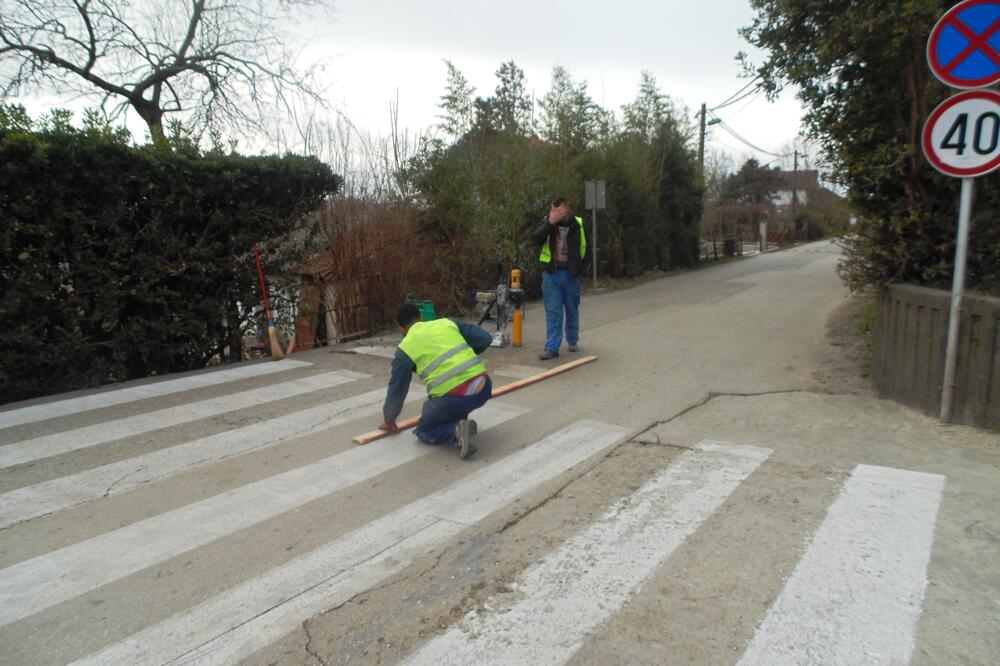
[769,169,846,219]
[700,166,851,251]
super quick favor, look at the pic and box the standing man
[379,303,492,459]
[533,196,587,360]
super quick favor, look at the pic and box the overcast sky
[302,0,806,168]
[15,0,807,170]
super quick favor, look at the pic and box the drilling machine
[467,266,525,347]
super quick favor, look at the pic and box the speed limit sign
[922,89,1000,177]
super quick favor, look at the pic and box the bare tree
[277,92,424,202]
[0,0,331,143]
[703,148,735,205]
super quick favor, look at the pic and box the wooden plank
[351,355,598,445]
[491,355,597,397]
[351,415,422,445]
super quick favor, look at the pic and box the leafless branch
[0,0,333,143]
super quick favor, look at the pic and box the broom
[253,244,285,360]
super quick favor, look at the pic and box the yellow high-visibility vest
[540,216,587,264]
[398,319,486,397]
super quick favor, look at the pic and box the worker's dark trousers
[414,376,492,444]
[542,269,580,352]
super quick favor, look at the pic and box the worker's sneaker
[538,348,559,360]
[568,342,579,352]
[456,419,478,460]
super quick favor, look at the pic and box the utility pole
[698,103,707,170]
[698,104,721,258]
[791,149,799,224]
[697,104,721,172]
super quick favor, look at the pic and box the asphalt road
[1,240,997,665]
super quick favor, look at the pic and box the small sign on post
[584,180,605,209]
[584,180,606,288]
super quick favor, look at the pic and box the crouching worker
[379,303,493,459]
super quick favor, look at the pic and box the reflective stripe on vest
[398,319,487,397]
[539,216,587,264]
[418,343,467,381]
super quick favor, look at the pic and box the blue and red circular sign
[928,0,1000,89]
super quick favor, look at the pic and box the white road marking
[0,359,313,429]
[491,364,544,379]
[737,464,945,666]
[349,345,397,358]
[74,420,628,666]
[0,402,526,628]
[403,440,772,666]
[0,389,421,529]
[0,370,368,469]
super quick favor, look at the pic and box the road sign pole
[940,176,975,424]
[592,207,597,288]
[585,179,605,289]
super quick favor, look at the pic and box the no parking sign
[927,0,1000,89]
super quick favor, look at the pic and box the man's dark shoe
[456,419,477,459]
[568,342,579,352]
[539,348,559,360]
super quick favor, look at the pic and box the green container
[416,301,436,321]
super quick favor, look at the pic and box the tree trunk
[132,99,166,145]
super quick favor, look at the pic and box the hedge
[0,122,340,404]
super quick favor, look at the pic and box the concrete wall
[871,284,1000,429]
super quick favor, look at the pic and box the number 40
[942,112,1000,155]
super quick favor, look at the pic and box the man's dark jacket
[532,212,588,278]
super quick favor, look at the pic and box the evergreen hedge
[0,120,340,404]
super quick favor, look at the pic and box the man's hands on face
[548,203,568,225]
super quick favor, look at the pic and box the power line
[716,121,783,157]
[711,78,757,109]
[725,90,764,120]
[709,77,760,111]
[707,136,759,159]
[712,86,758,111]
[711,114,791,159]
[709,135,785,165]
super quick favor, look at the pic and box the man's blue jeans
[542,269,580,352]
[414,376,492,444]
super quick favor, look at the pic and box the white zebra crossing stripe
[0,370,367,470]
[74,420,629,666]
[492,364,545,379]
[402,440,772,666]
[0,402,527,628]
[737,464,945,666]
[0,389,421,529]
[0,359,313,429]
[348,345,397,358]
